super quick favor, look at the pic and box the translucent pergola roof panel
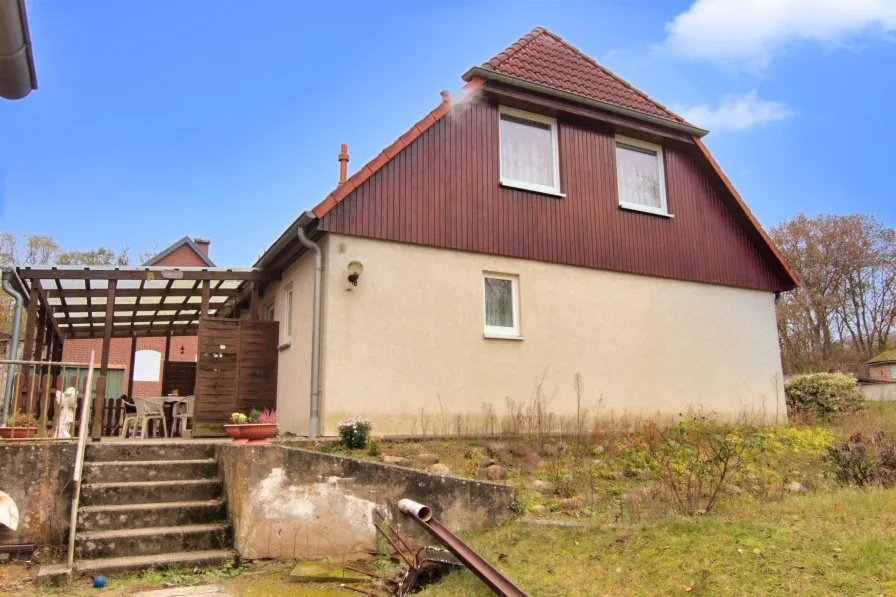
[17,265,276,339]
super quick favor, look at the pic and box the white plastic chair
[172,396,195,438]
[131,397,168,438]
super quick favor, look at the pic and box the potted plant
[242,408,278,445]
[1,412,40,439]
[224,412,248,443]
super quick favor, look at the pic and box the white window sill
[277,341,292,351]
[483,333,524,341]
[619,202,674,218]
[500,179,565,198]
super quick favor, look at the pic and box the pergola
[14,265,279,439]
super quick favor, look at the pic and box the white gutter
[295,212,323,438]
[462,66,709,138]
[1,267,26,423]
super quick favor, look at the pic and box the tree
[0,232,141,339]
[771,214,896,375]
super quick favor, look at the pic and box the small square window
[483,274,520,338]
[499,106,561,196]
[615,135,669,216]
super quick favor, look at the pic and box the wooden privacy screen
[193,317,279,436]
[162,361,197,397]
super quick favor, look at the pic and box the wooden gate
[193,317,279,436]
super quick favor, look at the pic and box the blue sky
[1,0,894,265]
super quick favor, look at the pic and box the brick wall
[870,364,896,382]
[61,239,206,397]
[156,244,210,267]
[61,336,198,398]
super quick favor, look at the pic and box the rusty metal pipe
[398,499,528,597]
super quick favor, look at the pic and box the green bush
[785,373,865,420]
[337,417,372,450]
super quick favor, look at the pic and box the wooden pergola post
[159,333,172,392]
[91,280,117,440]
[250,282,259,320]
[201,279,210,317]
[127,335,137,399]
[21,288,38,366]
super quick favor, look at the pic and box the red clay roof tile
[478,27,687,125]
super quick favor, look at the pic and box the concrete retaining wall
[0,442,75,548]
[217,444,515,560]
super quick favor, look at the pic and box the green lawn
[420,488,896,597]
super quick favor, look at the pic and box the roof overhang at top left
[0,0,37,100]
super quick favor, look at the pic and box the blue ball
[93,575,107,588]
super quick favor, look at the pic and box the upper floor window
[499,106,561,196]
[615,135,669,217]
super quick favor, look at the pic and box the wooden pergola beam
[18,268,280,282]
[45,302,224,315]
[55,314,203,326]
[66,325,200,340]
[47,287,239,299]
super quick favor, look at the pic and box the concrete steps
[80,479,222,506]
[76,549,235,576]
[78,500,227,531]
[83,459,219,483]
[69,442,233,576]
[75,523,231,559]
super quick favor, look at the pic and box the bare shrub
[628,413,767,515]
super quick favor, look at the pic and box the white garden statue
[53,387,78,439]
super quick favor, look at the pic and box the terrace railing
[1,359,104,439]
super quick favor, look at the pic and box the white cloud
[661,0,896,68]
[676,91,793,133]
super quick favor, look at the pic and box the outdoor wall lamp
[347,261,364,290]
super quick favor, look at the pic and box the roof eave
[253,211,318,269]
[462,66,709,138]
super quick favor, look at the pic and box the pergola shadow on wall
[11,265,280,440]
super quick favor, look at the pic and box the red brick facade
[870,364,896,382]
[60,238,208,398]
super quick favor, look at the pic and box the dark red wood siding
[319,100,787,292]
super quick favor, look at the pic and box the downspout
[1,269,26,423]
[296,211,322,438]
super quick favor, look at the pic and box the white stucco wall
[314,234,787,436]
[264,235,329,435]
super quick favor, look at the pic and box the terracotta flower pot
[0,427,38,440]
[223,424,248,444]
[240,423,277,445]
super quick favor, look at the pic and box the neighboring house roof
[869,349,896,365]
[142,236,216,267]
[466,27,687,126]
[258,27,797,291]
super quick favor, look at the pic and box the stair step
[78,499,226,532]
[75,523,230,559]
[85,442,219,463]
[81,479,221,506]
[83,459,219,483]
[75,549,235,576]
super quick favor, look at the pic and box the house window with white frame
[265,302,275,322]
[499,106,561,196]
[483,274,520,338]
[283,287,293,343]
[615,135,669,216]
